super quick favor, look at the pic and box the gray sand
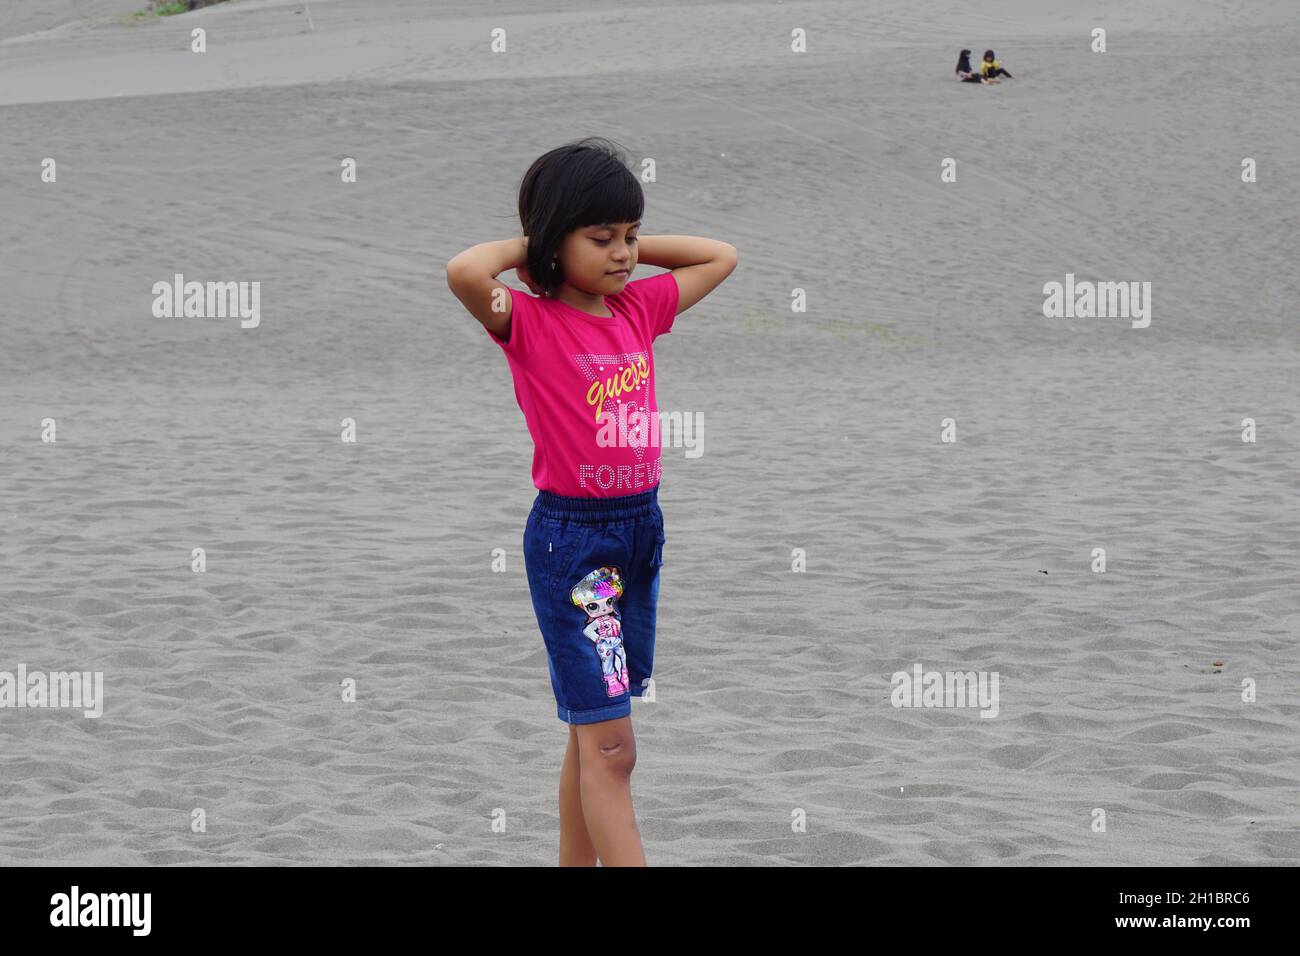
[1,0,1297,865]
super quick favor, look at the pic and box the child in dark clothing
[954,49,988,83]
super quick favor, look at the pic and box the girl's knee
[593,739,636,775]
[576,722,637,773]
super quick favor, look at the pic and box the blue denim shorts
[523,486,664,725]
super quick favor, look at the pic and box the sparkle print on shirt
[572,351,652,461]
[569,566,629,697]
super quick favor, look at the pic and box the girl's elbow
[446,252,481,283]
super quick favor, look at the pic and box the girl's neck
[551,283,614,318]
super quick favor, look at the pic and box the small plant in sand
[134,0,230,18]
[134,2,189,16]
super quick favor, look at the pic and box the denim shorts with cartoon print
[523,486,664,725]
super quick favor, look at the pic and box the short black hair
[517,137,644,297]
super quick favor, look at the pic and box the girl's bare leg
[559,724,598,866]
[575,715,646,866]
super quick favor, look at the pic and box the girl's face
[557,220,640,294]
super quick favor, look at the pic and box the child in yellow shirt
[981,49,1014,79]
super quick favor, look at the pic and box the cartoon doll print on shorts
[569,566,629,697]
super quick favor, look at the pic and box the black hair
[517,137,645,297]
[983,49,996,59]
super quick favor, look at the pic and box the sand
[1,0,1297,865]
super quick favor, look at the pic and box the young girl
[954,49,988,84]
[980,49,1014,80]
[445,138,738,866]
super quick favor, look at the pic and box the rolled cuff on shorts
[559,698,633,725]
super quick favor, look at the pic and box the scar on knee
[598,742,625,757]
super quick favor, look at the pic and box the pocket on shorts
[541,519,589,595]
[650,520,665,568]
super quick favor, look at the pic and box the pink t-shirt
[486,271,679,497]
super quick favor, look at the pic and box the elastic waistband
[532,486,659,524]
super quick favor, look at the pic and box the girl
[981,49,1014,80]
[954,49,988,84]
[445,138,738,866]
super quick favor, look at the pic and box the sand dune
[1,0,1297,865]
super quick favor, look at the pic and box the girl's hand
[516,261,544,296]
[515,235,546,295]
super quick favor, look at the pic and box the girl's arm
[635,235,739,315]
[445,237,530,337]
